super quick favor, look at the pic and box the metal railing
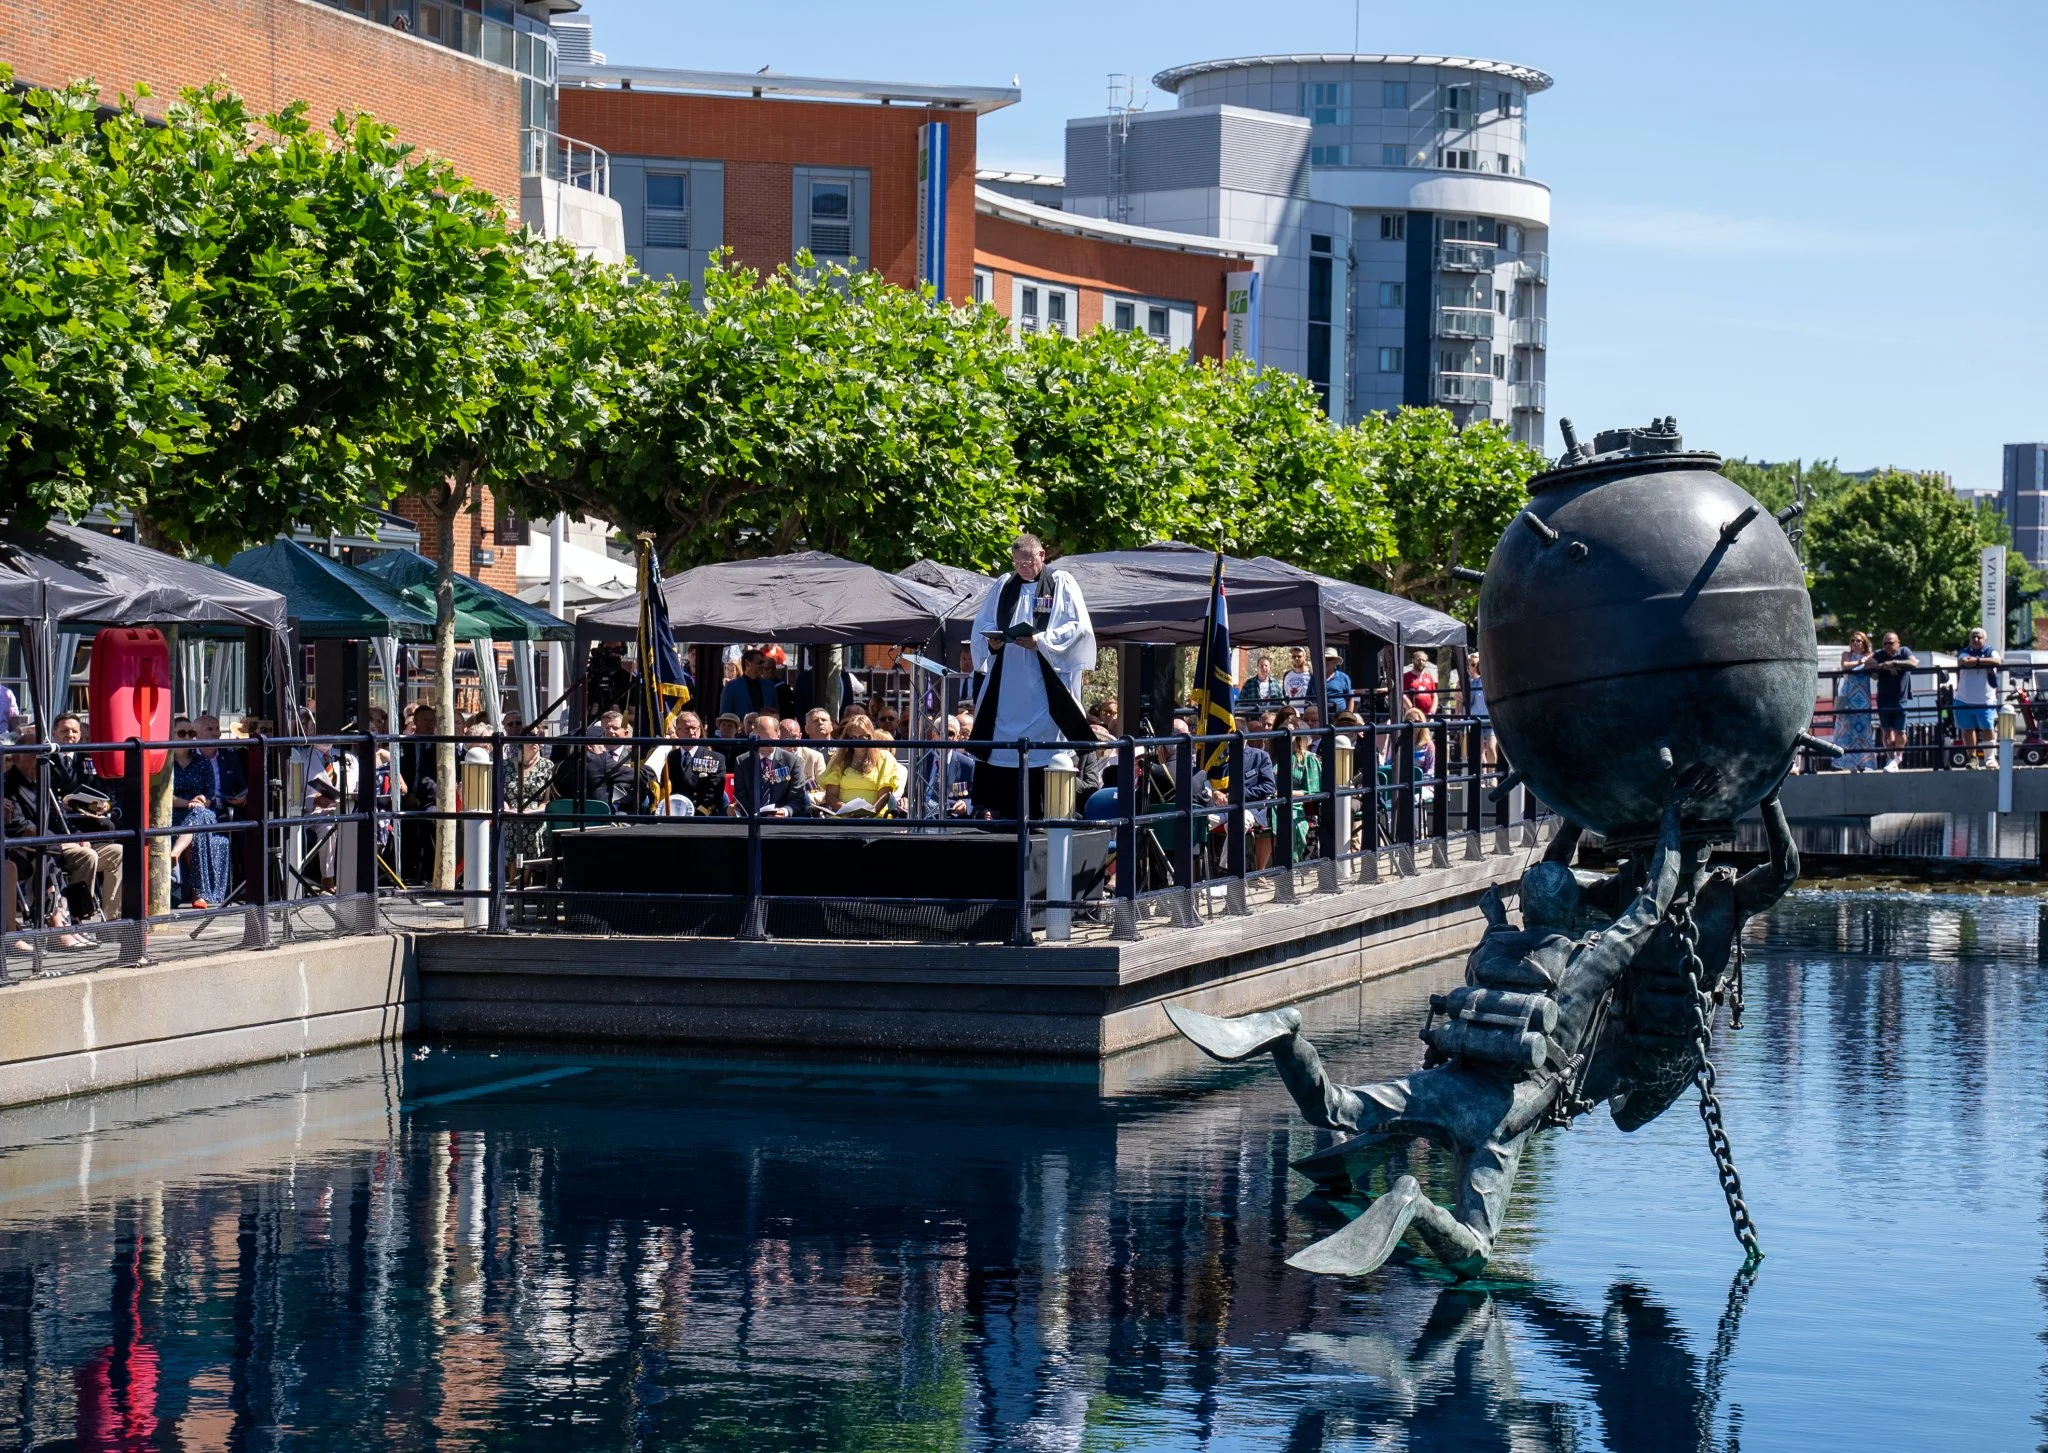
[521,127,611,196]
[1434,372,1496,405]
[1436,307,1496,340]
[1513,316,1547,348]
[1512,380,1546,411]
[1435,242,1497,272]
[1516,251,1549,283]
[1802,668,2045,772]
[0,720,1543,972]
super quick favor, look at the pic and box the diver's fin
[1287,1175,1425,1277]
[1163,1003,1301,1063]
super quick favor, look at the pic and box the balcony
[1436,308,1496,340]
[1434,373,1495,406]
[1515,251,1549,284]
[1513,316,1547,349]
[522,127,611,196]
[1435,242,1497,272]
[1512,381,1547,412]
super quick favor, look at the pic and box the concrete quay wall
[0,936,415,1110]
[416,828,1549,1058]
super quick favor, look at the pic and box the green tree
[117,89,521,557]
[1719,457,1855,517]
[1806,470,1988,648]
[0,73,218,527]
[1362,406,1542,615]
[503,253,1026,573]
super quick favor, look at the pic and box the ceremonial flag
[1190,551,1236,787]
[636,535,690,741]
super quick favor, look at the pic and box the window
[1381,143,1407,166]
[1440,85,1472,116]
[1436,148,1477,171]
[1308,238,1334,409]
[973,267,994,306]
[1496,154,1511,174]
[1113,300,1135,331]
[417,1,442,38]
[1147,305,1169,339]
[1493,353,1507,379]
[1495,289,1508,315]
[1378,347,1403,373]
[1300,82,1351,126]
[1380,214,1406,242]
[808,179,852,258]
[1382,81,1408,108]
[1309,145,1350,167]
[1379,282,1405,307]
[1501,90,1522,116]
[1107,295,1194,351]
[644,172,690,249]
[1013,279,1077,337]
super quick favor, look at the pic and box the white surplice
[970,569,1096,768]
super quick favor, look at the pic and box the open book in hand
[827,796,884,817]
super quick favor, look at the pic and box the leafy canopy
[1805,470,2003,649]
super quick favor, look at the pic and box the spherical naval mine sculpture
[1478,418,1818,842]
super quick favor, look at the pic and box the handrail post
[739,742,767,941]
[1430,720,1450,845]
[1172,732,1196,926]
[1112,737,1139,940]
[1224,732,1248,915]
[356,731,378,933]
[1010,741,1033,947]
[1274,729,1297,903]
[1360,725,1381,872]
[1396,722,1417,859]
[1320,723,1340,892]
[1465,720,1483,834]
[242,734,271,949]
[489,731,508,933]
[119,739,147,963]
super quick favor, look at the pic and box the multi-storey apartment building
[2003,444,2048,569]
[1027,53,1553,444]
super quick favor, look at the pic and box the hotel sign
[917,122,949,298]
[1224,270,1260,363]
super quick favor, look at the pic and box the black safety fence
[0,719,1548,974]
[1803,668,2048,772]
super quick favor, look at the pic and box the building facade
[2004,444,2048,569]
[1048,55,1553,444]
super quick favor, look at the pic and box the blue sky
[580,0,2045,493]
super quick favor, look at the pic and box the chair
[541,798,612,853]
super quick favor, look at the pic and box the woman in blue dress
[1833,631,1877,770]
[170,719,231,907]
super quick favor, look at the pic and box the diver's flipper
[1291,1130,1403,1190]
[1287,1174,1425,1276]
[1164,1003,1302,1063]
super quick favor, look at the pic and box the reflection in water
[0,893,2041,1450]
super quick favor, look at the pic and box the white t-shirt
[1953,648,2000,707]
[1282,670,1313,702]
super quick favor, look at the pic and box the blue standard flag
[1189,551,1236,787]
[636,535,690,740]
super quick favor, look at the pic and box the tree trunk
[433,506,459,892]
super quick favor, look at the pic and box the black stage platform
[552,820,1113,939]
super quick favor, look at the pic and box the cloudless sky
[580,0,2045,493]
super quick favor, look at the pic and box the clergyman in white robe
[968,566,1096,777]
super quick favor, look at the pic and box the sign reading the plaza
[1981,544,2007,646]
[917,122,949,299]
[1224,270,1260,363]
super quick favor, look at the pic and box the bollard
[1333,736,1355,885]
[461,757,493,929]
[1043,760,1077,942]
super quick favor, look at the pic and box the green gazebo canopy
[225,538,435,641]
[356,549,572,642]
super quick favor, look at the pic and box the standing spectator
[1321,648,1353,714]
[1281,647,1313,704]
[1238,654,1286,713]
[1952,627,2002,768]
[729,715,810,817]
[1833,632,1877,771]
[1465,651,1496,766]
[1867,632,1919,771]
[1402,650,1438,716]
[719,648,776,720]
[503,728,557,865]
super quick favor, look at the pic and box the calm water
[1,894,2044,1451]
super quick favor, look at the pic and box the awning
[224,538,435,641]
[357,549,572,642]
[0,523,288,633]
[515,531,636,614]
[577,550,947,645]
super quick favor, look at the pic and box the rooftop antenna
[1354,0,1361,52]
[1106,74,1147,225]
